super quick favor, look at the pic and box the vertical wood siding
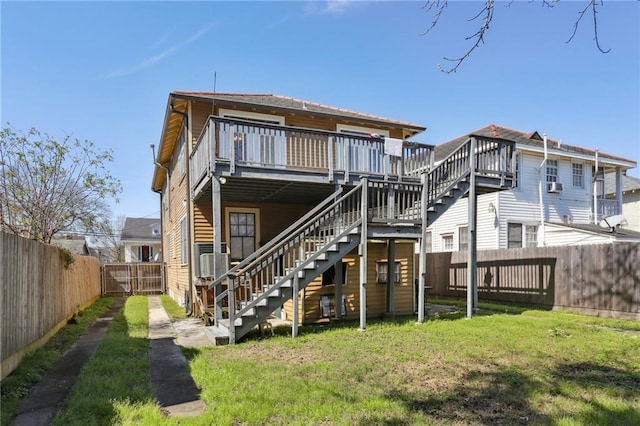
[422,243,640,319]
[1,232,102,379]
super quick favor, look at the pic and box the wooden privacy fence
[102,262,164,296]
[423,243,640,319]
[1,232,102,380]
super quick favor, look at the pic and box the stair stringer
[207,228,361,343]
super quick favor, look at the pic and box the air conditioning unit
[193,243,214,277]
[200,253,215,278]
[547,182,563,193]
[199,252,229,278]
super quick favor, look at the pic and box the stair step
[218,318,242,329]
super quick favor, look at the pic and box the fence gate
[102,263,165,295]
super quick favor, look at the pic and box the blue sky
[2,1,639,221]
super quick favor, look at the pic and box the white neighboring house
[427,125,640,252]
[605,172,640,233]
[120,217,162,262]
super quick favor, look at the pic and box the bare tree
[422,0,612,74]
[0,125,121,243]
[92,214,126,262]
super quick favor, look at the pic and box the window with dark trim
[376,261,400,284]
[508,223,523,248]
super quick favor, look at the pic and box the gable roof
[172,92,426,131]
[434,124,637,168]
[604,173,640,195]
[52,236,90,256]
[120,217,161,241]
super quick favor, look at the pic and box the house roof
[152,92,427,191]
[172,92,426,131]
[548,222,640,239]
[434,124,637,168]
[120,217,161,241]
[52,236,90,255]
[604,172,640,195]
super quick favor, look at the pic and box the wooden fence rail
[422,243,640,319]
[1,232,102,379]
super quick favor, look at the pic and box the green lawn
[3,296,639,425]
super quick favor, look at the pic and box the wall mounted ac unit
[199,252,229,278]
[547,182,563,193]
[194,243,213,277]
[200,253,215,278]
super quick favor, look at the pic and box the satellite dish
[599,214,625,231]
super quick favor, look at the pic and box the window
[180,217,188,264]
[322,262,348,286]
[219,108,285,126]
[442,234,454,252]
[176,128,186,180]
[376,261,401,284]
[137,245,153,262]
[525,225,538,248]
[508,223,523,248]
[229,212,256,261]
[546,159,558,184]
[572,163,584,188]
[514,153,521,189]
[458,226,468,251]
[425,231,432,253]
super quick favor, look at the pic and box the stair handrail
[210,182,364,296]
[427,137,472,206]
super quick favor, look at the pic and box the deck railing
[190,116,434,193]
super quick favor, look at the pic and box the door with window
[226,208,260,262]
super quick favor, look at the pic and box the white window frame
[458,226,469,251]
[572,162,584,188]
[525,225,538,248]
[441,234,454,252]
[546,159,558,184]
[180,216,188,265]
[425,231,432,253]
[514,153,521,189]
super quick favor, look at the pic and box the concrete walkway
[10,297,126,426]
[10,296,213,425]
[147,296,207,417]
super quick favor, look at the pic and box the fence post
[467,137,478,319]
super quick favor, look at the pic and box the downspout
[150,144,171,222]
[171,103,194,316]
[150,144,169,292]
[593,148,599,224]
[538,134,548,246]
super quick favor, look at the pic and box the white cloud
[105,24,214,79]
[304,0,358,16]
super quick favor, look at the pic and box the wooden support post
[334,261,343,318]
[359,178,368,331]
[417,172,427,324]
[467,137,478,319]
[615,167,623,215]
[213,176,224,324]
[386,239,395,316]
[292,275,299,338]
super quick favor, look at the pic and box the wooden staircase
[206,135,515,344]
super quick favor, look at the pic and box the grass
[4,296,640,425]
[0,296,115,426]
